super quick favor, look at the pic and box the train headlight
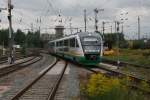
[84,50,99,52]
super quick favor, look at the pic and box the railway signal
[7,0,15,64]
[138,16,141,40]
[94,8,104,32]
[0,1,14,64]
[120,12,128,34]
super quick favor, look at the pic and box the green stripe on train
[56,52,100,65]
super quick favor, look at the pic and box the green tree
[33,31,41,47]
[104,33,127,49]
[0,29,9,46]
[26,31,34,47]
[26,30,43,48]
[14,29,26,45]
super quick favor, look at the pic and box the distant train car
[48,32,103,65]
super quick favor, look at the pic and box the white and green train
[48,32,103,65]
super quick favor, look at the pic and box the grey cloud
[0,0,150,38]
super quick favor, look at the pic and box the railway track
[0,53,26,64]
[9,59,67,100]
[0,56,26,64]
[0,55,43,78]
[0,56,7,62]
[50,54,150,94]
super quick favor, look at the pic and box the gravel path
[65,64,80,100]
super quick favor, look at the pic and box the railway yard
[0,51,149,100]
[0,0,150,99]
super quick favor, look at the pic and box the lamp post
[69,17,73,34]
[116,21,120,66]
[120,12,128,34]
[115,11,128,67]
[120,18,128,34]
[84,9,87,32]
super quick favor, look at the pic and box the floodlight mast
[94,8,104,32]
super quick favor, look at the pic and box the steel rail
[10,59,58,100]
[47,61,68,100]
[0,56,25,64]
[0,55,43,78]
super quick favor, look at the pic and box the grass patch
[104,49,150,67]
[80,73,149,100]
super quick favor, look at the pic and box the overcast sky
[0,0,150,39]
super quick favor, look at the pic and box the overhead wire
[46,0,59,15]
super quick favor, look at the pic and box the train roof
[78,32,102,38]
[49,32,103,43]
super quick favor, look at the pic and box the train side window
[64,39,68,46]
[56,41,63,47]
[56,42,59,47]
[60,41,63,46]
[51,42,54,46]
[76,39,79,47]
[59,41,61,46]
[70,38,75,47]
[49,43,51,47]
[53,42,55,46]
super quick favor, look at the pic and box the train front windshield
[81,37,101,53]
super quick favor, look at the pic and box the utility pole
[84,9,87,32]
[37,17,41,33]
[69,18,73,34]
[76,28,79,33]
[120,12,128,34]
[138,16,140,40]
[102,21,105,35]
[114,21,117,33]
[39,17,41,34]
[8,0,14,64]
[110,25,112,34]
[70,21,73,34]
[31,23,33,32]
[116,21,120,67]
[94,8,98,32]
[121,23,124,34]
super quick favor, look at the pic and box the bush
[131,40,150,49]
[120,41,129,48]
[131,40,144,49]
[80,74,145,100]
[21,45,26,55]
[142,51,150,57]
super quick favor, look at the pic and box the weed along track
[89,64,150,95]
[10,59,68,100]
[79,65,150,100]
[77,65,150,100]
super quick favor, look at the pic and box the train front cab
[77,33,103,65]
